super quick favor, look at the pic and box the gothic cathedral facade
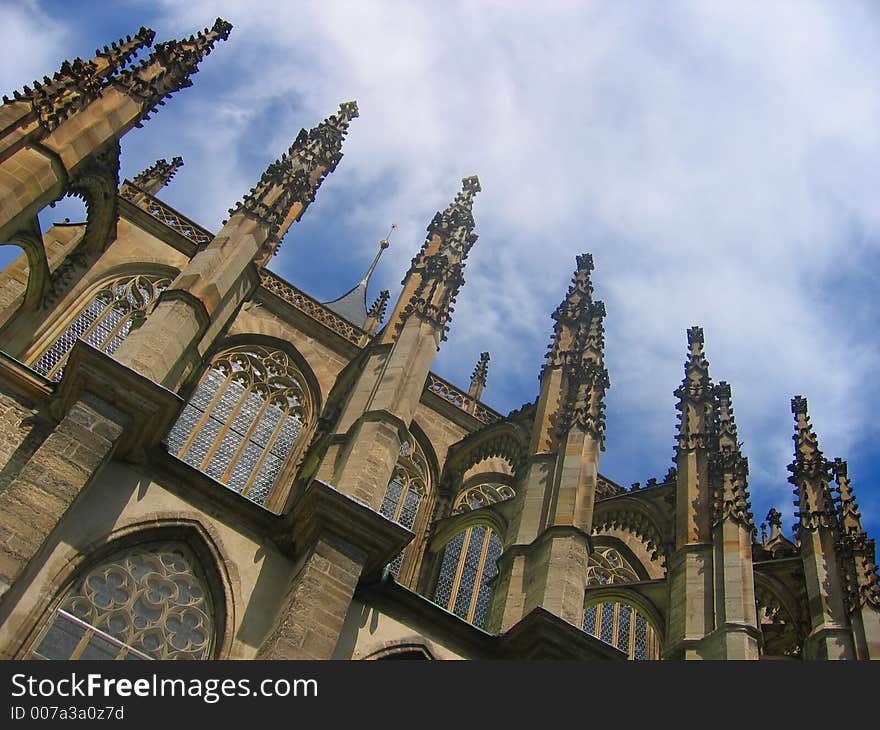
[0,19,876,661]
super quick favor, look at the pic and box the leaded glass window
[432,525,502,629]
[452,482,516,514]
[586,546,641,586]
[31,542,215,660]
[381,439,430,578]
[582,601,659,660]
[31,274,170,381]
[166,345,314,507]
[583,546,658,659]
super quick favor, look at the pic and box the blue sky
[2,0,880,538]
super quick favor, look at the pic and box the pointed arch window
[166,345,314,508]
[452,482,515,514]
[31,273,170,381]
[433,525,502,629]
[379,438,430,578]
[583,546,659,659]
[30,541,215,660]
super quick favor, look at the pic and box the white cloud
[0,1,69,94]
[11,1,880,533]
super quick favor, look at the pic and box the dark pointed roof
[324,231,391,327]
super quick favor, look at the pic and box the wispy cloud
[7,1,880,535]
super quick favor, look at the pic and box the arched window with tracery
[29,541,215,660]
[166,345,315,508]
[452,482,515,514]
[30,273,171,381]
[380,438,430,578]
[433,525,502,629]
[583,546,659,660]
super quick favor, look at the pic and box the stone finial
[114,18,232,129]
[131,156,183,195]
[229,101,359,260]
[468,351,490,400]
[545,253,604,368]
[395,176,481,342]
[543,255,610,448]
[363,290,390,335]
[787,396,837,534]
[2,25,156,133]
[830,459,880,609]
[674,326,713,454]
[709,381,753,527]
[832,458,863,537]
[424,174,481,260]
[93,26,156,77]
[293,100,359,179]
[367,290,390,320]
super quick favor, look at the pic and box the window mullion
[45,294,114,379]
[449,528,472,612]
[466,529,492,623]
[177,371,233,459]
[200,377,251,470]
[221,388,272,483]
[241,400,290,496]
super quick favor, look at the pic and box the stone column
[317,177,481,510]
[256,481,410,659]
[0,342,182,615]
[707,382,760,659]
[113,103,358,390]
[789,397,854,660]
[0,21,229,244]
[0,394,125,602]
[666,328,715,659]
[493,255,608,632]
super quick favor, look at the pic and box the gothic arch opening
[582,545,663,660]
[165,341,319,511]
[430,520,504,629]
[378,425,437,586]
[28,271,172,381]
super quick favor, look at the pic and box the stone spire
[468,351,490,401]
[113,18,232,129]
[388,175,481,342]
[229,100,359,262]
[544,254,610,448]
[364,290,390,335]
[2,25,156,133]
[710,381,753,527]
[425,174,481,260]
[131,156,183,195]
[832,459,880,612]
[545,253,598,368]
[766,507,783,541]
[833,459,863,538]
[788,396,837,535]
[92,27,157,78]
[674,326,714,454]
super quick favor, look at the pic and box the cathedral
[0,18,876,662]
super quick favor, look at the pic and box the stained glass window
[166,345,313,508]
[452,482,516,514]
[31,542,214,660]
[432,525,502,629]
[31,274,170,381]
[586,546,641,586]
[583,546,658,659]
[582,600,659,660]
[380,439,430,578]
